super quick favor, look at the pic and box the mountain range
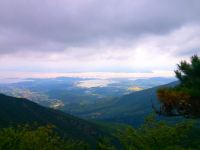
[73,81,179,126]
[0,77,178,127]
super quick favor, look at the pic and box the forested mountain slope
[0,93,107,144]
[79,81,179,126]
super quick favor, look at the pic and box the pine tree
[157,55,200,117]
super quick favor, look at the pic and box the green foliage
[0,125,90,150]
[0,93,107,145]
[118,115,200,150]
[157,55,200,117]
[97,137,117,150]
[1,118,200,150]
[175,55,200,89]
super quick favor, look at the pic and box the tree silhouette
[157,55,200,117]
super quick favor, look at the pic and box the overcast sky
[0,0,200,78]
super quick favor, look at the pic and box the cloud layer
[0,0,200,75]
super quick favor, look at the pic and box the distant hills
[130,77,177,88]
[0,77,176,109]
[0,94,107,145]
[76,81,179,126]
[0,77,178,127]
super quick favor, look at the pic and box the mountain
[0,78,179,128]
[0,77,176,110]
[130,77,177,88]
[77,81,179,127]
[0,93,107,145]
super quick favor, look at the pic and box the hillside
[77,81,179,126]
[0,93,107,145]
[0,77,175,109]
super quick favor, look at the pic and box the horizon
[0,70,175,81]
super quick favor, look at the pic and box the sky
[0,0,200,79]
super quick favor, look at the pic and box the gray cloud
[0,0,200,54]
[0,0,200,74]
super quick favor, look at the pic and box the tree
[157,55,200,117]
[0,125,90,150]
[118,115,200,150]
[97,137,117,150]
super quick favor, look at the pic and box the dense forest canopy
[1,116,200,150]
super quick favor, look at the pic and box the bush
[118,115,200,150]
[0,125,90,150]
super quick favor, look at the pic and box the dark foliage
[118,115,200,150]
[157,55,200,117]
[0,94,107,145]
[0,125,90,150]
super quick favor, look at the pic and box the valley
[0,77,176,126]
